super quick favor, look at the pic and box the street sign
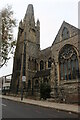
[22,76,26,82]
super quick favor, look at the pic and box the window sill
[60,79,80,84]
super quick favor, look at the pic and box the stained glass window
[64,62,67,80]
[60,64,63,80]
[76,59,79,78]
[59,44,79,81]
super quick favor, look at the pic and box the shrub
[40,82,51,100]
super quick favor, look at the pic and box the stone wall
[11,5,80,104]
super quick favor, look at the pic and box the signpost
[22,76,26,82]
[21,76,26,101]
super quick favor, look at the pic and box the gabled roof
[39,47,51,60]
[52,21,79,45]
[40,47,51,55]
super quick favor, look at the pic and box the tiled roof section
[34,69,51,78]
[52,21,80,45]
[39,47,51,60]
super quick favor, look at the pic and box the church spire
[25,4,35,26]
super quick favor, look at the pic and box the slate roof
[52,21,80,45]
[39,47,51,60]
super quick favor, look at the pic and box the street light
[21,32,26,101]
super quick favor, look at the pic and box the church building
[11,4,80,103]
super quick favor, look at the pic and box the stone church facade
[11,4,80,103]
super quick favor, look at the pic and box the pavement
[0,95,80,114]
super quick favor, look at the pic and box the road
[2,98,78,118]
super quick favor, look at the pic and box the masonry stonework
[11,4,80,103]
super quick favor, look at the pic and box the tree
[0,5,17,68]
[40,82,51,100]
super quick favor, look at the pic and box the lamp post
[21,81,23,101]
[21,32,26,101]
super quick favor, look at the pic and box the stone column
[19,44,24,90]
[44,61,46,70]
[50,62,55,88]
[45,62,46,70]
[57,62,60,85]
[26,42,28,87]
[50,62,56,98]
[38,62,40,71]
[31,79,32,89]
[46,61,48,69]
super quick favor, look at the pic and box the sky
[0,0,80,77]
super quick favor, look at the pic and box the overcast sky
[0,0,79,77]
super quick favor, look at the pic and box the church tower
[11,4,40,93]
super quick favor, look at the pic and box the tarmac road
[2,98,78,118]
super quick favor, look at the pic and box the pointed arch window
[59,45,79,81]
[48,57,52,68]
[62,27,70,40]
[64,61,67,80]
[40,60,44,70]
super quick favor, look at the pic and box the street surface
[2,98,78,118]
